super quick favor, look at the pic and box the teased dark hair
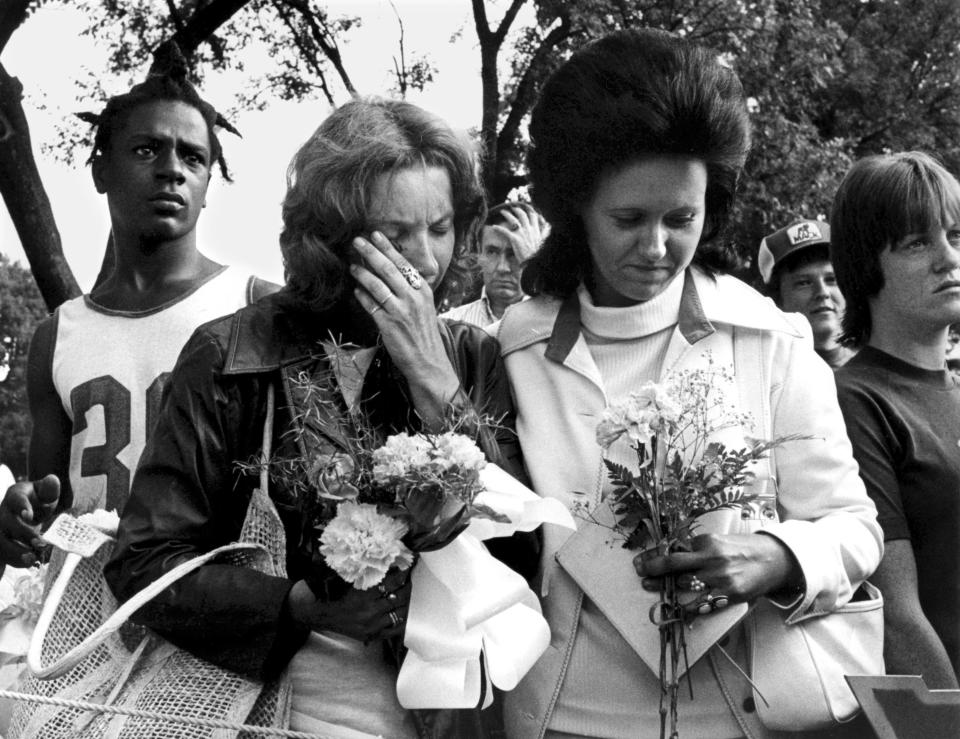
[831,151,960,346]
[521,28,751,298]
[280,97,485,312]
[79,41,239,181]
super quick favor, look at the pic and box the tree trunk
[0,62,80,311]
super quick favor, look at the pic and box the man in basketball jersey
[0,44,276,568]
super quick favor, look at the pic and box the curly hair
[521,28,751,298]
[280,97,485,312]
[831,151,960,346]
[81,41,238,181]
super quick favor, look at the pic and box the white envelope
[555,505,749,678]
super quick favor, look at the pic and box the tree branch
[169,0,250,56]
[0,61,80,309]
[0,0,30,54]
[275,0,357,95]
[492,0,527,47]
[390,0,407,97]
[271,1,337,104]
[495,13,573,174]
[472,0,492,44]
[164,0,188,38]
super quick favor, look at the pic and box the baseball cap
[758,220,831,285]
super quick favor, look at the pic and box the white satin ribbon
[395,463,574,709]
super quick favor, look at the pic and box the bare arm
[872,539,958,688]
[0,318,69,567]
[26,317,73,501]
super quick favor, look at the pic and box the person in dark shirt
[832,150,960,688]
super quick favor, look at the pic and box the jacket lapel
[543,293,605,390]
[280,357,354,459]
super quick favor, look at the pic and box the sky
[0,1,513,290]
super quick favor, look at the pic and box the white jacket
[496,269,882,738]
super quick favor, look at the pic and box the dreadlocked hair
[78,41,240,181]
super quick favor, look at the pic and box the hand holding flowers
[579,361,807,739]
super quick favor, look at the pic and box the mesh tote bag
[8,384,307,739]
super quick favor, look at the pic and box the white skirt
[288,631,418,739]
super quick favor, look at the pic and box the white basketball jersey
[51,267,254,513]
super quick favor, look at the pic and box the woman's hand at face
[634,533,804,614]
[287,568,412,643]
[350,232,461,427]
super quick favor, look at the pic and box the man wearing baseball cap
[759,219,856,368]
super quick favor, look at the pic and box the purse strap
[28,383,277,680]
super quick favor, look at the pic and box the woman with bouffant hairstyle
[521,29,748,300]
[498,29,880,738]
[280,97,484,313]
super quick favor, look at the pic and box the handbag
[744,581,884,730]
[723,326,885,732]
[9,384,297,738]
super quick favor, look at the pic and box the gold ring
[397,264,423,290]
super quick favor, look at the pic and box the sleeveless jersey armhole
[27,310,60,406]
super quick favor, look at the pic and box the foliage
[0,254,49,479]
[10,0,960,301]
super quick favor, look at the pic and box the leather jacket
[104,291,532,688]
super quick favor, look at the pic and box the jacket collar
[222,293,344,375]
[500,267,804,363]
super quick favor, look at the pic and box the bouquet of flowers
[314,429,512,590]
[582,362,805,739]
[262,365,511,591]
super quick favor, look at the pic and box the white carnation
[432,433,486,473]
[372,433,432,481]
[318,502,413,589]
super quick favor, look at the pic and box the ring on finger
[369,304,383,315]
[686,575,706,592]
[388,610,404,627]
[397,264,423,290]
[696,593,730,615]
